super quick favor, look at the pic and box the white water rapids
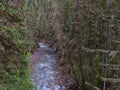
[31,43,64,90]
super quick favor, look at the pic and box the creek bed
[31,43,64,90]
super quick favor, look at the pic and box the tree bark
[74,0,86,89]
[103,0,112,90]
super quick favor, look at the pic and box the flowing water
[31,43,64,90]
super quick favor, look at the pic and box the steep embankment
[0,1,34,90]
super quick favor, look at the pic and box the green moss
[0,0,37,89]
[0,54,34,90]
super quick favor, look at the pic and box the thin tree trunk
[103,0,112,90]
[74,0,86,89]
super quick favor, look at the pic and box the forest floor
[30,43,75,90]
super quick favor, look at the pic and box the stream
[31,43,65,90]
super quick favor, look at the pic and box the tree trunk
[103,0,112,90]
[74,0,86,89]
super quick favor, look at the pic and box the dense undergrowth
[0,0,120,90]
[0,1,35,90]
